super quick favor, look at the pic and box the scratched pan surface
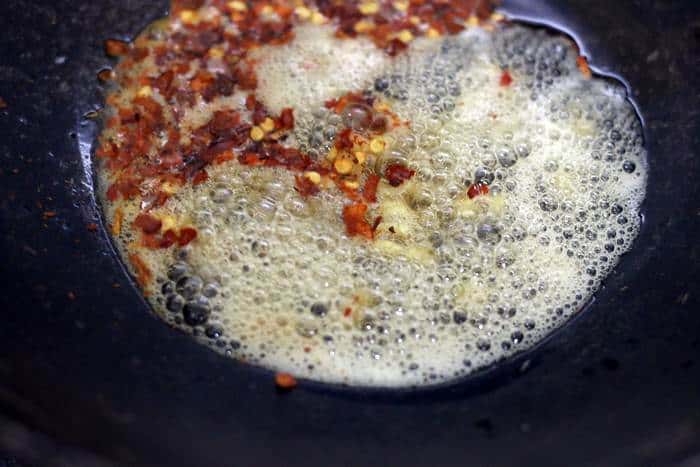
[0,1,699,466]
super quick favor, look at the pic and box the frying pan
[0,0,699,466]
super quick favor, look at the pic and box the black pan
[0,1,699,466]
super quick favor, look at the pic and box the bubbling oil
[102,24,647,387]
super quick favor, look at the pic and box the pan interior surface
[1,0,698,466]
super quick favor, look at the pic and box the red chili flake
[142,233,162,249]
[252,106,268,125]
[133,95,163,119]
[324,97,339,110]
[384,163,415,187]
[294,175,320,197]
[132,47,149,62]
[362,174,380,203]
[86,222,98,232]
[129,253,153,289]
[303,347,311,353]
[369,115,388,133]
[386,38,408,56]
[159,229,178,248]
[133,213,162,234]
[97,69,115,83]
[117,107,138,124]
[43,211,57,218]
[192,169,209,185]
[576,56,592,79]
[335,128,354,150]
[278,108,295,130]
[158,150,184,169]
[172,0,205,14]
[178,28,223,56]
[245,94,257,110]
[233,62,258,90]
[371,215,383,232]
[338,185,360,203]
[177,227,198,246]
[467,182,489,199]
[214,150,235,164]
[343,307,352,317]
[275,372,297,391]
[476,0,495,19]
[239,152,263,166]
[107,180,131,201]
[151,69,175,98]
[325,92,374,114]
[104,39,130,57]
[244,96,268,124]
[190,70,215,92]
[0,97,6,109]
[342,202,374,239]
[150,190,171,209]
[202,73,236,102]
[499,70,513,87]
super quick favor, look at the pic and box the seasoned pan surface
[0,1,698,466]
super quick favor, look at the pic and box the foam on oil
[100,23,647,386]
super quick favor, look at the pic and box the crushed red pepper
[294,174,321,197]
[104,39,130,57]
[362,174,380,203]
[576,55,592,79]
[342,203,374,239]
[97,68,115,83]
[467,182,489,199]
[316,0,494,55]
[134,213,162,234]
[141,226,198,249]
[178,227,198,246]
[129,252,153,290]
[384,163,415,187]
[499,70,512,86]
[99,0,500,262]
[275,372,297,390]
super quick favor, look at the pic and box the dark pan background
[0,1,699,466]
